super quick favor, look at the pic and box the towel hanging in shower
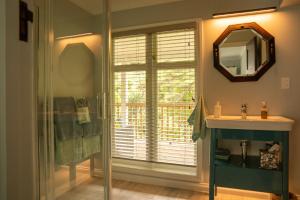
[54,97,102,165]
[75,97,91,124]
[54,97,83,140]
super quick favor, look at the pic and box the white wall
[111,0,278,29]
[0,0,7,199]
[202,5,300,194]
[53,36,101,97]
[5,0,37,199]
[54,0,98,38]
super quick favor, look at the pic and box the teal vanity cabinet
[206,116,294,200]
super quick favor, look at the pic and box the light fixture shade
[212,7,277,18]
[56,33,94,40]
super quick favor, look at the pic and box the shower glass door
[37,0,112,199]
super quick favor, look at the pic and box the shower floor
[56,175,270,200]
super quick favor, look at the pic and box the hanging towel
[82,135,101,159]
[188,97,209,142]
[54,97,101,165]
[54,97,83,141]
[55,130,101,165]
[82,98,101,137]
[75,97,91,125]
[54,131,83,165]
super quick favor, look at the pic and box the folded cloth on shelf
[188,96,209,142]
[54,97,83,141]
[82,98,101,138]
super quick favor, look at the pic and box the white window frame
[111,21,203,183]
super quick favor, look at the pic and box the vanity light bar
[212,7,277,18]
[56,33,93,40]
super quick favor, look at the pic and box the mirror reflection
[219,29,268,76]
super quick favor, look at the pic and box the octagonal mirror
[213,22,275,82]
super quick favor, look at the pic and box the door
[37,0,112,199]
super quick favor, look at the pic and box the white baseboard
[93,168,271,199]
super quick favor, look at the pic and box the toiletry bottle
[241,104,248,119]
[214,101,222,118]
[261,101,268,119]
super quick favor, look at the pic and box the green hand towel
[188,97,209,142]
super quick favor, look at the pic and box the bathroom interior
[4,0,299,200]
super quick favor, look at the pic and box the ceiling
[280,0,300,8]
[68,0,185,15]
[67,0,300,18]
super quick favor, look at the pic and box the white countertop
[206,115,294,131]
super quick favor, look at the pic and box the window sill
[112,158,199,182]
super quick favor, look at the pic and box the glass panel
[38,0,110,199]
[219,29,268,77]
[156,69,196,166]
[53,0,104,199]
[112,71,147,160]
[156,30,195,63]
[113,35,146,66]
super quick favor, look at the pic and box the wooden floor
[57,177,269,200]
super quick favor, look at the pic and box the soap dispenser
[241,104,248,119]
[261,101,268,119]
[214,101,222,118]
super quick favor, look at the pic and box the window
[113,35,146,66]
[156,29,195,63]
[112,23,198,166]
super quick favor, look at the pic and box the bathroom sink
[206,115,294,131]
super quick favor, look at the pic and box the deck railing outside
[114,102,194,142]
[113,102,196,165]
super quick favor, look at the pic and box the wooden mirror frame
[213,22,275,82]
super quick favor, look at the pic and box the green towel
[55,136,82,165]
[83,136,101,159]
[55,134,101,165]
[188,97,209,142]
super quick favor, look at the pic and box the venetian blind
[112,24,197,166]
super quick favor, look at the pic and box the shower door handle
[96,93,107,120]
[96,94,101,119]
[103,93,107,119]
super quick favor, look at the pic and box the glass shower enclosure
[37,0,112,199]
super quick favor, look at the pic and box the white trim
[111,20,202,179]
[0,0,6,199]
[112,18,201,33]
[195,19,204,182]
[112,159,198,181]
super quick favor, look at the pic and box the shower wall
[38,0,108,199]
[53,36,101,97]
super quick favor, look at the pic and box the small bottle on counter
[261,101,268,119]
[241,104,248,119]
[214,101,222,118]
